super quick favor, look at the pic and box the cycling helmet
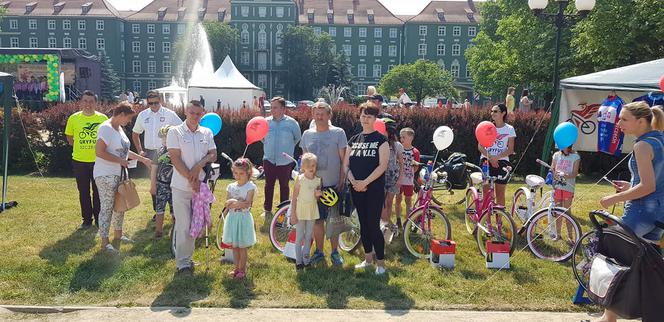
[319,187,339,207]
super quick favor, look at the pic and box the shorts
[155,181,173,215]
[480,158,512,185]
[622,198,664,241]
[385,183,399,194]
[400,185,414,197]
[553,189,574,201]
[316,186,337,221]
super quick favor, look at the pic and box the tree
[99,53,121,101]
[378,59,457,105]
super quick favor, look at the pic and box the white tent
[558,58,664,153]
[155,83,188,108]
[188,55,263,111]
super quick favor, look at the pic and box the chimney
[81,2,92,15]
[25,1,37,14]
[328,0,333,10]
[465,8,475,22]
[367,9,374,24]
[203,0,208,9]
[53,2,65,14]
[157,7,167,20]
[467,0,477,13]
[346,9,354,24]
[435,8,445,22]
[198,7,206,21]
[177,7,186,21]
[217,8,226,22]
[298,0,303,14]
[0,1,11,9]
[307,9,314,24]
[327,9,333,24]
[352,0,358,12]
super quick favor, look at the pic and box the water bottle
[481,159,489,181]
[424,161,433,182]
[545,170,553,185]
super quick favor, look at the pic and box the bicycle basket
[442,153,468,189]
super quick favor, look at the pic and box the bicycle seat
[470,172,483,185]
[208,163,220,182]
[525,175,545,189]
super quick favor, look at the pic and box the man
[127,90,134,103]
[262,97,301,219]
[396,88,412,108]
[301,102,347,266]
[132,90,182,220]
[65,90,108,229]
[167,100,217,276]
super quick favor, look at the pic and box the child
[222,158,257,279]
[551,145,580,242]
[395,128,420,230]
[381,120,404,244]
[150,126,174,239]
[290,153,322,271]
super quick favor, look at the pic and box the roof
[0,48,100,61]
[189,55,259,90]
[0,0,121,17]
[560,58,664,92]
[406,0,479,24]
[126,0,231,22]
[297,0,402,25]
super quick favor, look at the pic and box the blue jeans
[622,197,664,241]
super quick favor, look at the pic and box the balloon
[475,121,497,148]
[553,122,578,149]
[374,118,386,136]
[433,126,454,150]
[246,116,269,145]
[660,74,664,92]
[199,113,222,136]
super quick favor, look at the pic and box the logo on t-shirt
[78,122,101,147]
[350,142,379,157]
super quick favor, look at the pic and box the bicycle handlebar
[220,152,233,163]
[536,158,551,169]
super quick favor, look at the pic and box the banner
[17,63,75,84]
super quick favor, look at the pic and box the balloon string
[242,144,249,158]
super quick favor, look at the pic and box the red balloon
[660,74,664,92]
[246,116,269,145]
[475,121,497,148]
[374,119,387,136]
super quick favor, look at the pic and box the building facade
[0,0,479,99]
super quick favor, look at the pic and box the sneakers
[396,217,402,231]
[176,266,194,277]
[310,250,325,265]
[261,210,272,218]
[78,223,93,230]
[382,224,396,245]
[295,263,304,272]
[119,236,134,243]
[375,266,386,275]
[354,260,373,269]
[104,244,119,254]
[331,251,344,266]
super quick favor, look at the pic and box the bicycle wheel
[527,208,581,262]
[475,208,516,257]
[431,171,470,206]
[572,230,600,292]
[269,203,293,252]
[511,188,530,225]
[403,206,452,259]
[215,210,227,250]
[338,209,361,252]
[464,188,478,234]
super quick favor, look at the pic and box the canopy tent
[154,83,188,109]
[187,56,263,111]
[558,58,664,154]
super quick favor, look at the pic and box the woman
[478,103,516,206]
[94,102,151,253]
[344,102,390,275]
[519,89,533,112]
[505,87,516,114]
[599,102,664,322]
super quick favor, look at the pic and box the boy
[395,128,420,229]
[150,126,174,239]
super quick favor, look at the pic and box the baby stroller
[572,210,664,321]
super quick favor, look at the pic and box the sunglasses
[491,110,500,113]
[147,102,160,106]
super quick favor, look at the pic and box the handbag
[114,168,140,212]
[325,203,353,238]
[588,253,631,307]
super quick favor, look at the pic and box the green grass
[0,175,613,310]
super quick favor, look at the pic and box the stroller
[572,210,664,321]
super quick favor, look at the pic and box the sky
[108,0,437,15]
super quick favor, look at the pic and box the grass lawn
[0,175,615,311]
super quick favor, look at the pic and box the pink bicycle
[403,161,452,258]
[464,166,517,256]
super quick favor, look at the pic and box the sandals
[234,270,246,279]
[228,269,238,277]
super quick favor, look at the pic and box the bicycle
[402,159,453,258]
[510,159,582,262]
[464,165,517,256]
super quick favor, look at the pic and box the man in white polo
[167,100,217,276]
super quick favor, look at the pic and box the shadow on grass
[69,251,122,291]
[39,227,98,265]
[221,266,257,308]
[151,271,214,311]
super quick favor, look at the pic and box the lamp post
[529,0,595,176]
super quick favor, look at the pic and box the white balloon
[433,126,454,150]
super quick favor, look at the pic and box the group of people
[13,76,49,101]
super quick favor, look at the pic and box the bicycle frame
[467,175,508,236]
[407,156,444,234]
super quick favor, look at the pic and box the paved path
[0,306,638,322]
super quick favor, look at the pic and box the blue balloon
[200,113,222,136]
[553,122,578,149]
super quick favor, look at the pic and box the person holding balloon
[551,123,581,215]
[477,103,516,207]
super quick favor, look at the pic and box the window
[358,45,366,57]
[78,20,86,30]
[257,53,268,70]
[438,26,446,36]
[359,28,367,38]
[276,7,284,17]
[132,41,140,53]
[374,28,382,38]
[177,24,185,34]
[468,26,477,37]
[373,45,381,56]
[257,74,267,89]
[96,20,104,31]
[357,64,366,77]
[373,64,381,78]
[28,19,37,30]
[78,38,87,49]
[147,24,155,34]
[48,20,56,30]
[148,80,156,90]
[162,24,170,34]
[451,61,460,78]
[96,38,105,50]
[275,31,283,45]
[388,64,394,71]
[132,80,141,93]
[10,37,18,48]
[453,26,461,37]
[452,44,460,56]
[418,43,427,56]
[121,40,125,52]
[63,20,71,30]
[389,28,397,38]
[313,27,321,36]
[329,27,336,36]
[147,61,156,73]
[241,6,249,17]
[241,25,249,44]
[275,52,283,66]
[9,19,18,30]
[259,7,266,18]
[344,27,351,37]
[419,25,427,36]
[163,42,171,53]
[163,61,171,73]
[132,61,141,73]
[147,41,155,53]
[437,59,445,69]
[342,44,351,57]
[437,44,445,56]
[28,37,37,48]
[48,38,57,48]
[132,24,140,34]
[258,30,266,49]
[466,64,472,78]
[388,45,397,57]
[63,37,71,48]
[241,52,249,65]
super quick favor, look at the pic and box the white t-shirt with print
[483,124,516,162]
[552,151,580,193]
[94,119,130,178]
